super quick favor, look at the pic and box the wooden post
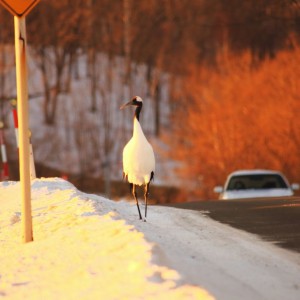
[14,16,33,243]
[0,121,9,180]
[29,130,36,180]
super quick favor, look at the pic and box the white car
[214,170,299,200]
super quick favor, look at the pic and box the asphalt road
[168,197,300,253]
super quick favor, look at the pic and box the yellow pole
[14,16,33,243]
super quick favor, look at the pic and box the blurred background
[0,0,300,202]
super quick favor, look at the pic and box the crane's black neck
[134,103,142,121]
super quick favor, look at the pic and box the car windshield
[227,174,288,191]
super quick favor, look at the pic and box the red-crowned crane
[120,96,155,221]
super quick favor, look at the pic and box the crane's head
[120,96,143,110]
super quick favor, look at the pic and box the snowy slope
[0,178,212,299]
[94,193,300,300]
[1,178,300,300]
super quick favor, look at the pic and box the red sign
[0,0,40,17]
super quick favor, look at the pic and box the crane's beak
[120,100,133,110]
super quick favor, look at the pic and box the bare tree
[28,0,89,124]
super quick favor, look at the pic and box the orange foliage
[170,47,300,199]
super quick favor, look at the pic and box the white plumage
[120,96,155,220]
[123,118,155,185]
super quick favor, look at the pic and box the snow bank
[2,177,300,300]
[0,178,213,299]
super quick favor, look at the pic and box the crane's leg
[131,184,142,220]
[144,182,150,219]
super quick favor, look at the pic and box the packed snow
[0,178,212,299]
[1,178,300,300]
